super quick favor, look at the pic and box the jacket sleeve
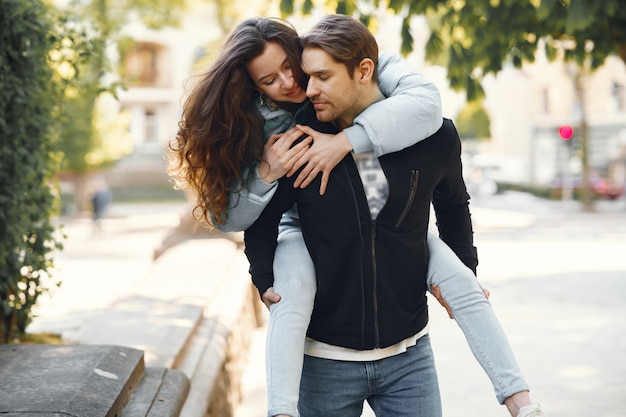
[244,176,298,297]
[343,52,443,157]
[215,164,278,233]
[216,104,295,233]
[432,120,479,274]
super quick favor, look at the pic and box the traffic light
[558,125,574,140]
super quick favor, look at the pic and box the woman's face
[246,41,307,105]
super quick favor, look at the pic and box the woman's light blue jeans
[298,335,441,417]
[266,227,529,417]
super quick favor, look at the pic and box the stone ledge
[0,344,144,417]
[3,238,261,417]
[121,367,190,417]
[177,267,262,417]
[72,295,203,369]
[62,238,262,417]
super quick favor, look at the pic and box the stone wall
[62,236,265,417]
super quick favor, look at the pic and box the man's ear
[357,58,376,84]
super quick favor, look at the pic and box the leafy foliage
[51,0,187,212]
[456,100,491,141]
[0,0,191,342]
[0,0,63,342]
[281,0,626,211]
[281,0,626,101]
[50,5,122,174]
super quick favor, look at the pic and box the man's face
[301,47,360,128]
[246,41,307,104]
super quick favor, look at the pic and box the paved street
[28,192,626,417]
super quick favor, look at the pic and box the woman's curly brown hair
[168,17,306,228]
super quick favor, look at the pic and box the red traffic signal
[558,125,574,140]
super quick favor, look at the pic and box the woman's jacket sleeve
[344,52,443,156]
[215,164,278,233]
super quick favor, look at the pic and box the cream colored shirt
[304,326,429,362]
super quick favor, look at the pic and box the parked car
[550,172,624,200]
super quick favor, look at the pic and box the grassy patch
[13,332,65,345]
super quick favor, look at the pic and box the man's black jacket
[244,109,477,350]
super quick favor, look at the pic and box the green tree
[48,14,105,213]
[412,0,624,211]
[54,0,186,213]
[0,0,191,342]
[0,0,63,342]
[456,100,491,141]
[281,0,626,210]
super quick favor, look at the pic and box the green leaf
[303,0,314,15]
[280,0,294,16]
[400,18,414,57]
[566,0,591,33]
[425,31,444,59]
[466,77,485,102]
[535,0,553,21]
[388,0,404,13]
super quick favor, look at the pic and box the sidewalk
[28,202,189,340]
[22,201,254,417]
[27,194,626,417]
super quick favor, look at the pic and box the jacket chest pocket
[394,170,420,228]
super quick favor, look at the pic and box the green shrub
[0,0,63,342]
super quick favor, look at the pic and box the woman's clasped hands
[260,125,353,195]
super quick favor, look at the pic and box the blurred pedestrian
[91,176,112,233]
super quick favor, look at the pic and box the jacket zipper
[394,170,420,228]
[371,220,380,348]
[344,161,367,348]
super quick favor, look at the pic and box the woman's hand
[431,283,491,320]
[259,127,313,183]
[262,287,281,310]
[289,125,353,195]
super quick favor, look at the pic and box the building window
[145,110,157,143]
[123,42,164,87]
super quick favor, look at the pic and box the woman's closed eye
[261,76,277,86]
